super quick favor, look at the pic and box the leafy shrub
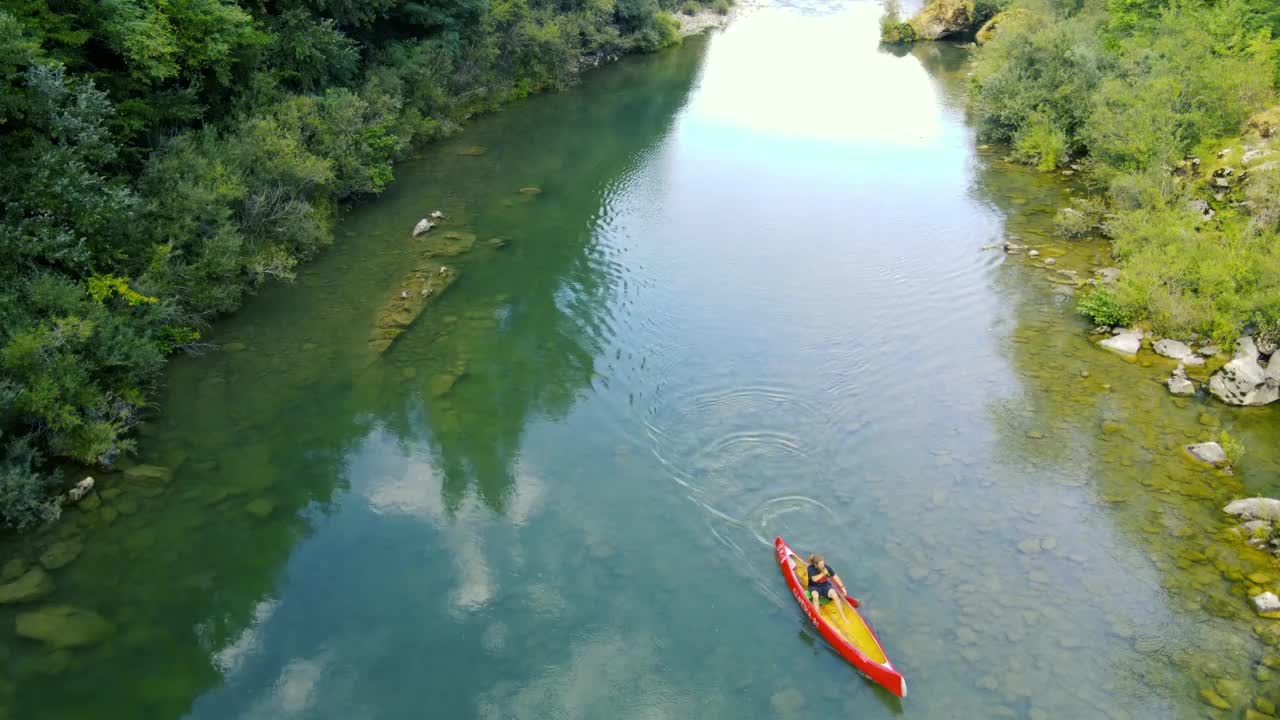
[1077,288,1131,327]
[973,0,1009,25]
[713,0,732,15]
[880,0,918,44]
[0,435,60,531]
[0,0,712,536]
[1013,112,1068,170]
[1219,430,1245,464]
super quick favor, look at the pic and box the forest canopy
[0,0,716,530]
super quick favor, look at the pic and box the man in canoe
[807,554,850,622]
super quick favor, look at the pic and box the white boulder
[1185,441,1228,466]
[1166,365,1195,396]
[1153,339,1193,360]
[67,477,95,503]
[1208,337,1279,406]
[1099,330,1142,356]
[412,218,434,236]
[1224,497,1280,522]
[1253,592,1280,616]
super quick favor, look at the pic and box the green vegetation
[0,0,721,530]
[1077,288,1132,327]
[1219,429,1246,464]
[879,0,918,43]
[969,0,1280,344]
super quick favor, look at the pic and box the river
[3,1,1280,718]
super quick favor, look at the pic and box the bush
[973,0,1280,343]
[713,0,732,16]
[0,435,60,531]
[1219,430,1245,464]
[880,0,918,44]
[0,0,710,536]
[1077,288,1131,327]
[1013,112,1068,170]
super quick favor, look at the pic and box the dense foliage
[0,0,713,530]
[879,0,918,43]
[969,0,1280,342]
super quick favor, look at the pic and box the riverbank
[903,0,1280,619]
[3,4,1280,718]
[0,0,738,533]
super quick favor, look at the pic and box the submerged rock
[15,605,115,649]
[412,218,434,237]
[1,558,28,582]
[1225,498,1280,522]
[123,464,172,483]
[0,567,54,604]
[1200,688,1231,710]
[1185,442,1229,467]
[39,539,83,571]
[429,359,469,398]
[423,231,477,258]
[368,264,460,356]
[1167,365,1195,396]
[245,498,275,519]
[1153,339,1193,360]
[1208,337,1279,406]
[1099,331,1142,356]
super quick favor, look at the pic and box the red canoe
[775,536,907,698]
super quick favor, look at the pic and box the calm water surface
[5,2,1280,718]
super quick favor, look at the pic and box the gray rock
[1224,497,1280,522]
[1240,520,1273,535]
[1208,337,1278,406]
[1258,336,1279,356]
[1187,199,1215,221]
[1027,249,1040,258]
[1153,339,1193,360]
[1198,345,1221,356]
[15,605,115,649]
[429,210,445,219]
[1185,441,1228,466]
[1253,592,1280,615]
[412,218,434,236]
[0,568,54,604]
[1099,331,1142,355]
[1183,355,1205,366]
[911,0,975,40]
[1167,365,1195,396]
[1243,149,1274,166]
[1095,267,1121,284]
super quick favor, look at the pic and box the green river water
[4,2,1280,718]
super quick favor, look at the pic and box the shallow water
[3,2,1280,718]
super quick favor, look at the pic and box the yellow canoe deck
[792,556,887,664]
